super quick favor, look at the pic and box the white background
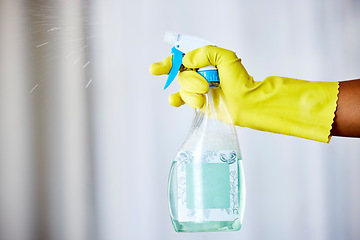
[1,0,360,240]
[92,1,360,239]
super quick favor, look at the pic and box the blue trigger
[164,47,184,90]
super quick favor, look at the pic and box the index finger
[149,55,173,75]
[182,45,238,69]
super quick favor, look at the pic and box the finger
[169,92,185,107]
[182,45,238,69]
[180,88,205,109]
[149,55,173,75]
[178,71,209,94]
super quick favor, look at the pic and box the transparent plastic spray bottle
[162,33,246,232]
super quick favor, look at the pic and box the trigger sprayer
[163,32,217,89]
[162,32,246,232]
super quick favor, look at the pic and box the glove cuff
[231,77,340,143]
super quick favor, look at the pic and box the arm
[150,46,358,142]
[331,79,360,137]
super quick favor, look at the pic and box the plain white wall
[90,0,360,240]
[3,1,359,240]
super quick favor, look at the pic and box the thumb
[182,45,239,69]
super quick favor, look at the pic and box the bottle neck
[209,81,220,88]
[198,69,219,86]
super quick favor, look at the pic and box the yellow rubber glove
[150,46,339,143]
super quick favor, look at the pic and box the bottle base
[171,219,242,232]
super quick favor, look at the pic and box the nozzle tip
[164,32,178,45]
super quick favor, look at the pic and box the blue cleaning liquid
[168,158,245,232]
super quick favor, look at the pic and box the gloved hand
[150,45,339,143]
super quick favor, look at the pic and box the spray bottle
[162,32,246,232]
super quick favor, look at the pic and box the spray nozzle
[163,32,218,90]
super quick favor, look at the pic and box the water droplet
[36,42,49,48]
[29,84,39,94]
[47,27,62,32]
[83,61,90,69]
[85,79,92,88]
